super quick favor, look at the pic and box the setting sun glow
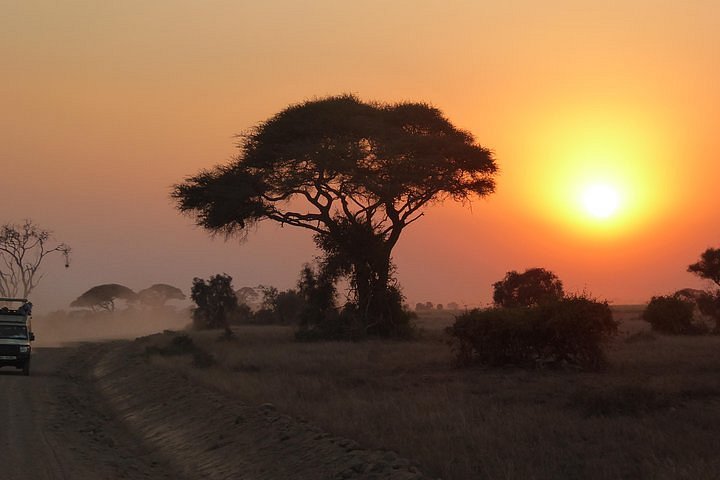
[516,104,680,239]
[2,0,717,311]
[581,184,620,219]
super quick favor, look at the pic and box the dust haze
[32,306,190,347]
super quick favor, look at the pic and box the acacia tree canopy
[138,283,186,307]
[70,284,137,312]
[688,247,720,287]
[173,95,498,335]
[173,95,496,240]
[687,247,720,330]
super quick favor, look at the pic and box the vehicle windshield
[0,324,28,340]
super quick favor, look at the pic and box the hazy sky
[3,1,719,312]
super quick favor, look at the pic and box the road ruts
[0,346,182,480]
[0,348,72,479]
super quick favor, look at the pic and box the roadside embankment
[91,340,430,480]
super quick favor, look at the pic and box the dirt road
[0,347,181,480]
[1,342,427,480]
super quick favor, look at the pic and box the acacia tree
[493,268,565,308]
[688,247,720,329]
[235,286,262,310]
[137,283,186,308]
[0,220,71,298]
[70,284,137,312]
[688,248,720,287]
[173,95,497,335]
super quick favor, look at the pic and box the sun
[581,184,621,219]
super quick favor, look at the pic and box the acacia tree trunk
[353,246,396,335]
[317,222,407,337]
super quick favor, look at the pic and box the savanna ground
[140,306,720,480]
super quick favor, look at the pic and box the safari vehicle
[0,298,35,376]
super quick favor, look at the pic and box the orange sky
[2,1,719,312]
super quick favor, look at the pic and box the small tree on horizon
[190,274,238,334]
[236,286,262,310]
[138,283,186,308]
[493,268,565,308]
[70,284,137,312]
[643,295,700,334]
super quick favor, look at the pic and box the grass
[141,307,720,480]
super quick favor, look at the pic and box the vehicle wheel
[22,362,30,376]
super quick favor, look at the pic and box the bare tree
[0,220,71,298]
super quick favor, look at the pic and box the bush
[295,308,365,342]
[295,293,417,342]
[145,334,197,356]
[145,334,217,368]
[696,291,720,332]
[227,303,253,325]
[447,295,617,370]
[294,265,416,341]
[642,295,706,334]
[492,267,564,308]
[192,349,217,368]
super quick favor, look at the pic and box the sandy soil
[0,346,182,480]
[1,341,429,479]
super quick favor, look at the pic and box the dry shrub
[568,385,672,417]
[447,295,617,370]
[145,334,196,355]
[145,334,216,368]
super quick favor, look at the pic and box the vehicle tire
[22,362,30,376]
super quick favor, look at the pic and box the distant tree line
[415,302,460,311]
[70,283,186,312]
[190,269,365,340]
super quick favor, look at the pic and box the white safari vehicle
[0,298,35,376]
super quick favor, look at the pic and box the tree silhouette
[137,283,186,308]
[0,220,71,298]
[173,94,497,335]
[688,247,720,330]
[688,247,720,287]
[493,268,565,308]
[190,274,238,332]
[235,286,262,309]
[70,284,137,312]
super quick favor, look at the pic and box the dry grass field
[142,306,720,480]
